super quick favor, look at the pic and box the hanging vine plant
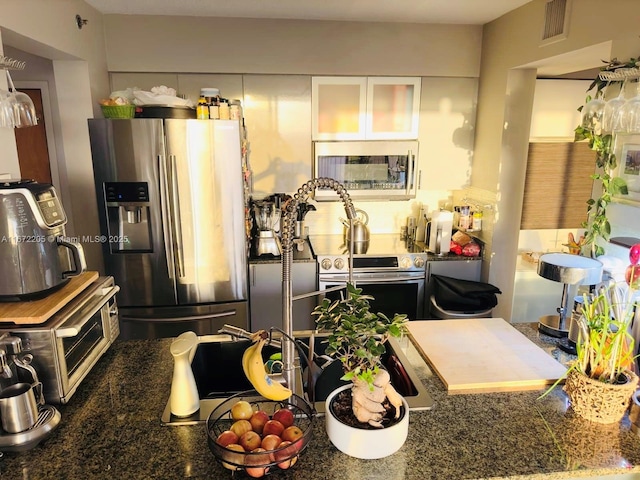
[574,57,636,257]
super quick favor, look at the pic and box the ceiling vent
[541,0,570,45]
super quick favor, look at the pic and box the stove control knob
[414,257,425,268]
[321,258,332,270]
[400,256,412,269]
[334,258,345,270]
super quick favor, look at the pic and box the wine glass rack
[0,55,26,71]
[599,67,640,82]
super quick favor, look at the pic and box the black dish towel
[431,274,502,312]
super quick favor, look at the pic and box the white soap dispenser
[169,331,200,417]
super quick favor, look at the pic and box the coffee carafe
[252,201,282,257]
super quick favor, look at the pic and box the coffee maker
[252,200,282,257]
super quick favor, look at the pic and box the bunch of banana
[242,331,292,401]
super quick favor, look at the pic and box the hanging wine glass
[5,70,37,128]
[580,91,606,134]
[602,78,628,134]
[0,89,15,128]
[619,79,640,134]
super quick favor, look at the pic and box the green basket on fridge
[100,104,136,119]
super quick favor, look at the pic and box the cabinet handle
[417,169,422,190]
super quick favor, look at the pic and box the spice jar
[219,99,230,120]
[200,88,220,119]
[229,99,243,120]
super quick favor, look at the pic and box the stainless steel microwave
[313,140,419,201]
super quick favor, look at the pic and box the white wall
[103,16,482,77]
[530,79,592,140]
[0,0,111,271]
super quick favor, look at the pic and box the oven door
[318,272,424,319]
[53,282,120,403]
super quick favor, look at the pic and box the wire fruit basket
[206,390,314,477]
[100,104,135,119]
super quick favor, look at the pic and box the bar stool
[536,253,603,337]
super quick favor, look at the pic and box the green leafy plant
[575,57,638,256]
[312,283,407,386]
[312,283,408,426]
[573,285,636,383]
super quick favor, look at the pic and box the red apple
[239,430,262,452]
[221,443,245,471]
[630,243,640,265]
[626,264,640,289]
[260,433,282,451]
[272,407,295,428]
[216,430,239,447]
[274,440,298,469]
[262,419,285,437]
[245,448,270,478]
[231,400,254,420]
[281,425,304,443]
[249,410,270,434]
[230,419,252,438]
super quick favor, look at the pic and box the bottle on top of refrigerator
[219,99,230,120]
[201,88,220,119]
[196,97,209,119]
[229,100,243,120]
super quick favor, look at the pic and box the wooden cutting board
[406,318,567,394]
[0,271,99,325]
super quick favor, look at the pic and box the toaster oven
[0,276,120,404]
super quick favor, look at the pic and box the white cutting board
[406,318,567,394]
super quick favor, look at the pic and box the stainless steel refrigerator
[88,119,248,339]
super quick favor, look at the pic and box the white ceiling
[83,0,532,25]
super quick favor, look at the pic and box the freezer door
[88,118,178,307]
[164,119,248,304]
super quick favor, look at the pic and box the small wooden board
[0,271,99,325]
[406,318,567,394]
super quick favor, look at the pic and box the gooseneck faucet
[279,178,357,395]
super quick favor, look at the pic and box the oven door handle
[121,309,237,323]
[321,275,424,284]
[55,286,120,338]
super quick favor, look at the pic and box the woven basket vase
[564,368,639,424]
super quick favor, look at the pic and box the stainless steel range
[309,234,427,319]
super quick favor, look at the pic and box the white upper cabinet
[312,77,367,140]
[312,77,421,140]
[366,77,421,140]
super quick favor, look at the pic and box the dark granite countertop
[1,324,639,479]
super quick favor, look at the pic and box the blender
[252,201,282,257]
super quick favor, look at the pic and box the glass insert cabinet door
[312,77,421,141]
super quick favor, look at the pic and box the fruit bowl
[206,390,314,477]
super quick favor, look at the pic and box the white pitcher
[169,331,199,417]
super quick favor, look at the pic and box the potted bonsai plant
[544,244,640,424]
[312,283,409,459]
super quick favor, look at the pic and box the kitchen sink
[161,332,433,426]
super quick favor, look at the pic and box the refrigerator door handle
[158,154,176,279]
[167,154,185,278]
[121,310,237,322]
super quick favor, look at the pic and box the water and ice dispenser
[104,182,153,252]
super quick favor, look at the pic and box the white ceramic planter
[325,384,409,459]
